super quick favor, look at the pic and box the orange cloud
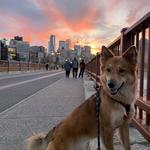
[36,0,101,32]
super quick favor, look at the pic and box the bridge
[0,12,149,150]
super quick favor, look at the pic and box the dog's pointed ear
[100,46,114,63]
[122,45,137,65]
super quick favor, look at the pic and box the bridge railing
[86,11,150,142]
[0,60,46,72]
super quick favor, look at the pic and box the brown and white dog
[27,45,137,150]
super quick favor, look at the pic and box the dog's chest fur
[110,104,125,128]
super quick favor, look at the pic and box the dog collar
[112,98,131,115]
[112,99,131,120]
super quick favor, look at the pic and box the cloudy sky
[0,0,149,54]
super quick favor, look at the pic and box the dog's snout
[108,80,116,89]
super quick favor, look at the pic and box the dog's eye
[106,68,111,72]
[119,69,125,73]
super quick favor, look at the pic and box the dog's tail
[27,128,55,150]
[27,133,47,150]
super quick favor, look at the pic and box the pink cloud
[126,0,150,25]
[36,0,102,32]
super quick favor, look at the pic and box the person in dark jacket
[78,59,85,78]
[45,63,49,71]
[64,59,72,78]
[72,57,78,78]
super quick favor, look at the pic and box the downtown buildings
[56,38,93,64]
[0,34,94,65]
[0,36,47,63]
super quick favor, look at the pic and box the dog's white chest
[111,108,124,128]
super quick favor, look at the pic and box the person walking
[78,59,85,78]
[72,57,78,78]
[45,63,49,71]
[64,59,72,78]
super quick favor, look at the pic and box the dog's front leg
[119,122,130,150]
[101,126,114,150]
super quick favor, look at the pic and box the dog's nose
[108,80,116,89]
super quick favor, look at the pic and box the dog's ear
[100,46,114,63]
[122,45,137,65]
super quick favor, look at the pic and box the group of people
[64,57,85,78]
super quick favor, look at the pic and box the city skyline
[0,0,150,54]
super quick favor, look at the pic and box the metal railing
[0,60,45,72]
[86,11,150,142]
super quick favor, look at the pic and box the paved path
[0,77,84,150]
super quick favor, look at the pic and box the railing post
[136,32,139,50]
[134,32,139,115]
[19,61,21,71]
[96,54,99,85]
[139,28,146,121]
[7,60,9,72]
[139,28,145,97]
[90,61,92,75]
[120,27,128,54]
[146,27,150,127]
[28,62,30,71]
[39,63,40,70]
[146,26,150,101]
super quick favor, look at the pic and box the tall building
[83,46,91,56]
[66,39,70,50]
[9,37,30,61]
[59,41,67,50]
[30,46,47,63]
[74,43,81,56]
[17,42,30,61]
[81,45,92,63]
[48,35,55,52]
[0,39,8,60]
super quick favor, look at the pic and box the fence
[86,11,150,142]
[0,60,46,72]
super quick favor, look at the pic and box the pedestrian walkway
[0,73,149,150]
[0,76,84,150]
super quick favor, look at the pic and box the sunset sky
[0,0,150,54]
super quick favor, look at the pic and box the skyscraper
[74,42,81,56]
[66,39,70,50]
[59,40,66,50]
[48,35,55,53]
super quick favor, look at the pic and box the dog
[27,45,137,150]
